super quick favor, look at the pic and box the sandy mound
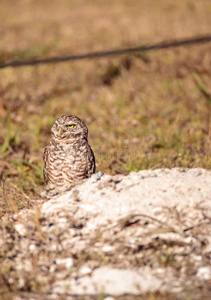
[1,168,211,299]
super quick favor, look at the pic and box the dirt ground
[0,0,211,299]
[1,168,211,300]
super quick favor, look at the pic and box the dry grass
[0,3,210,189]
[0,0,211,208]
[0,1,211,297]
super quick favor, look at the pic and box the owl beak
[58,127,64,136]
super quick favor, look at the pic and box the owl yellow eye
[67,124,75,128]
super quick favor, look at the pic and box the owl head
[51,115,88,141]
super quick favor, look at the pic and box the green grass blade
[193,72,211,104]
[1,112,12,154]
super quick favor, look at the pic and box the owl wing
[43,146,50,184]
[90,146,96,173]
[86,144,96,176]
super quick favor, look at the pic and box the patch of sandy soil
[1,168,211,299]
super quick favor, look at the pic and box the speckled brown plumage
[43,115,95,188]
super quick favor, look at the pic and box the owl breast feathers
[43,115,95,188]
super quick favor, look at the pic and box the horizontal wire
[0,35,211,69]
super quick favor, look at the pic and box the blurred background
[0,0,210,208]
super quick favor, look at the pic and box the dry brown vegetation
[0,0,211,298]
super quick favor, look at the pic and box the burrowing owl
[43,115,95,188]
